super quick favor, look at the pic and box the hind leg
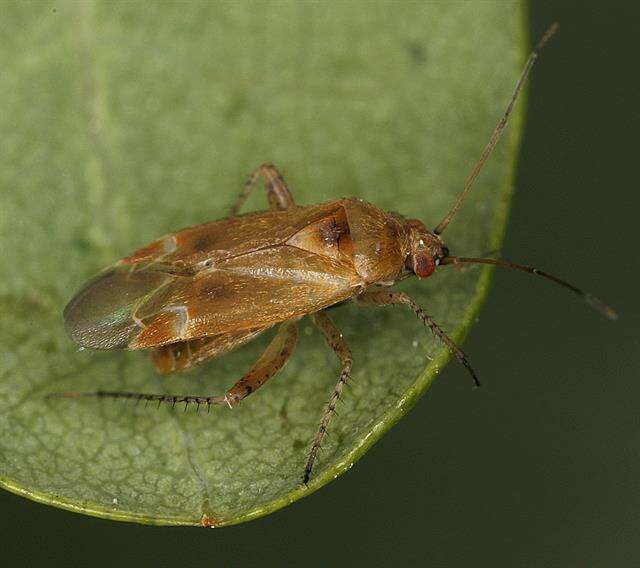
[231,163,295,215]
[50,320,299,409]
[151,326,270,374]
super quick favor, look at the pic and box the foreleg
[356,290,480,387]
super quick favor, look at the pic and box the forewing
[63,266,177,349]
[64,201,362,351]
[120,201,345,270]
[130,246,360,349]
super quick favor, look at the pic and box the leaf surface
[0,1,526,525]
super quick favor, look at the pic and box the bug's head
[404,219,449,279]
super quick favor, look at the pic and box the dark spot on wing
[193,234,220,251]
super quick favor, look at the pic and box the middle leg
[304,310,353,484]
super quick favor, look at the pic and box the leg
[151,326,270,374]
[356,291,480,387]
[49,320,299,410]
[304,311,353,484]
[231,163,296,215]
[224,319,298,406]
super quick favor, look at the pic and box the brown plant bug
[54,24,616,485]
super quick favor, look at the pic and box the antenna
[433,23,559,235]
[441,255,618,320]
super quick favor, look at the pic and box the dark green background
[2,2,637,566]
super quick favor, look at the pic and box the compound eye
[414,254,436,278]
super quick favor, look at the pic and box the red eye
[414,254,435,278]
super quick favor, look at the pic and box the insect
[55,24,615,484]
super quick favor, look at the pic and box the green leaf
[0,1,527,526]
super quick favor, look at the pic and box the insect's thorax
[339,198,410,285]
[279,198,410,285]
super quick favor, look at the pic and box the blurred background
[2,1,638,566]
